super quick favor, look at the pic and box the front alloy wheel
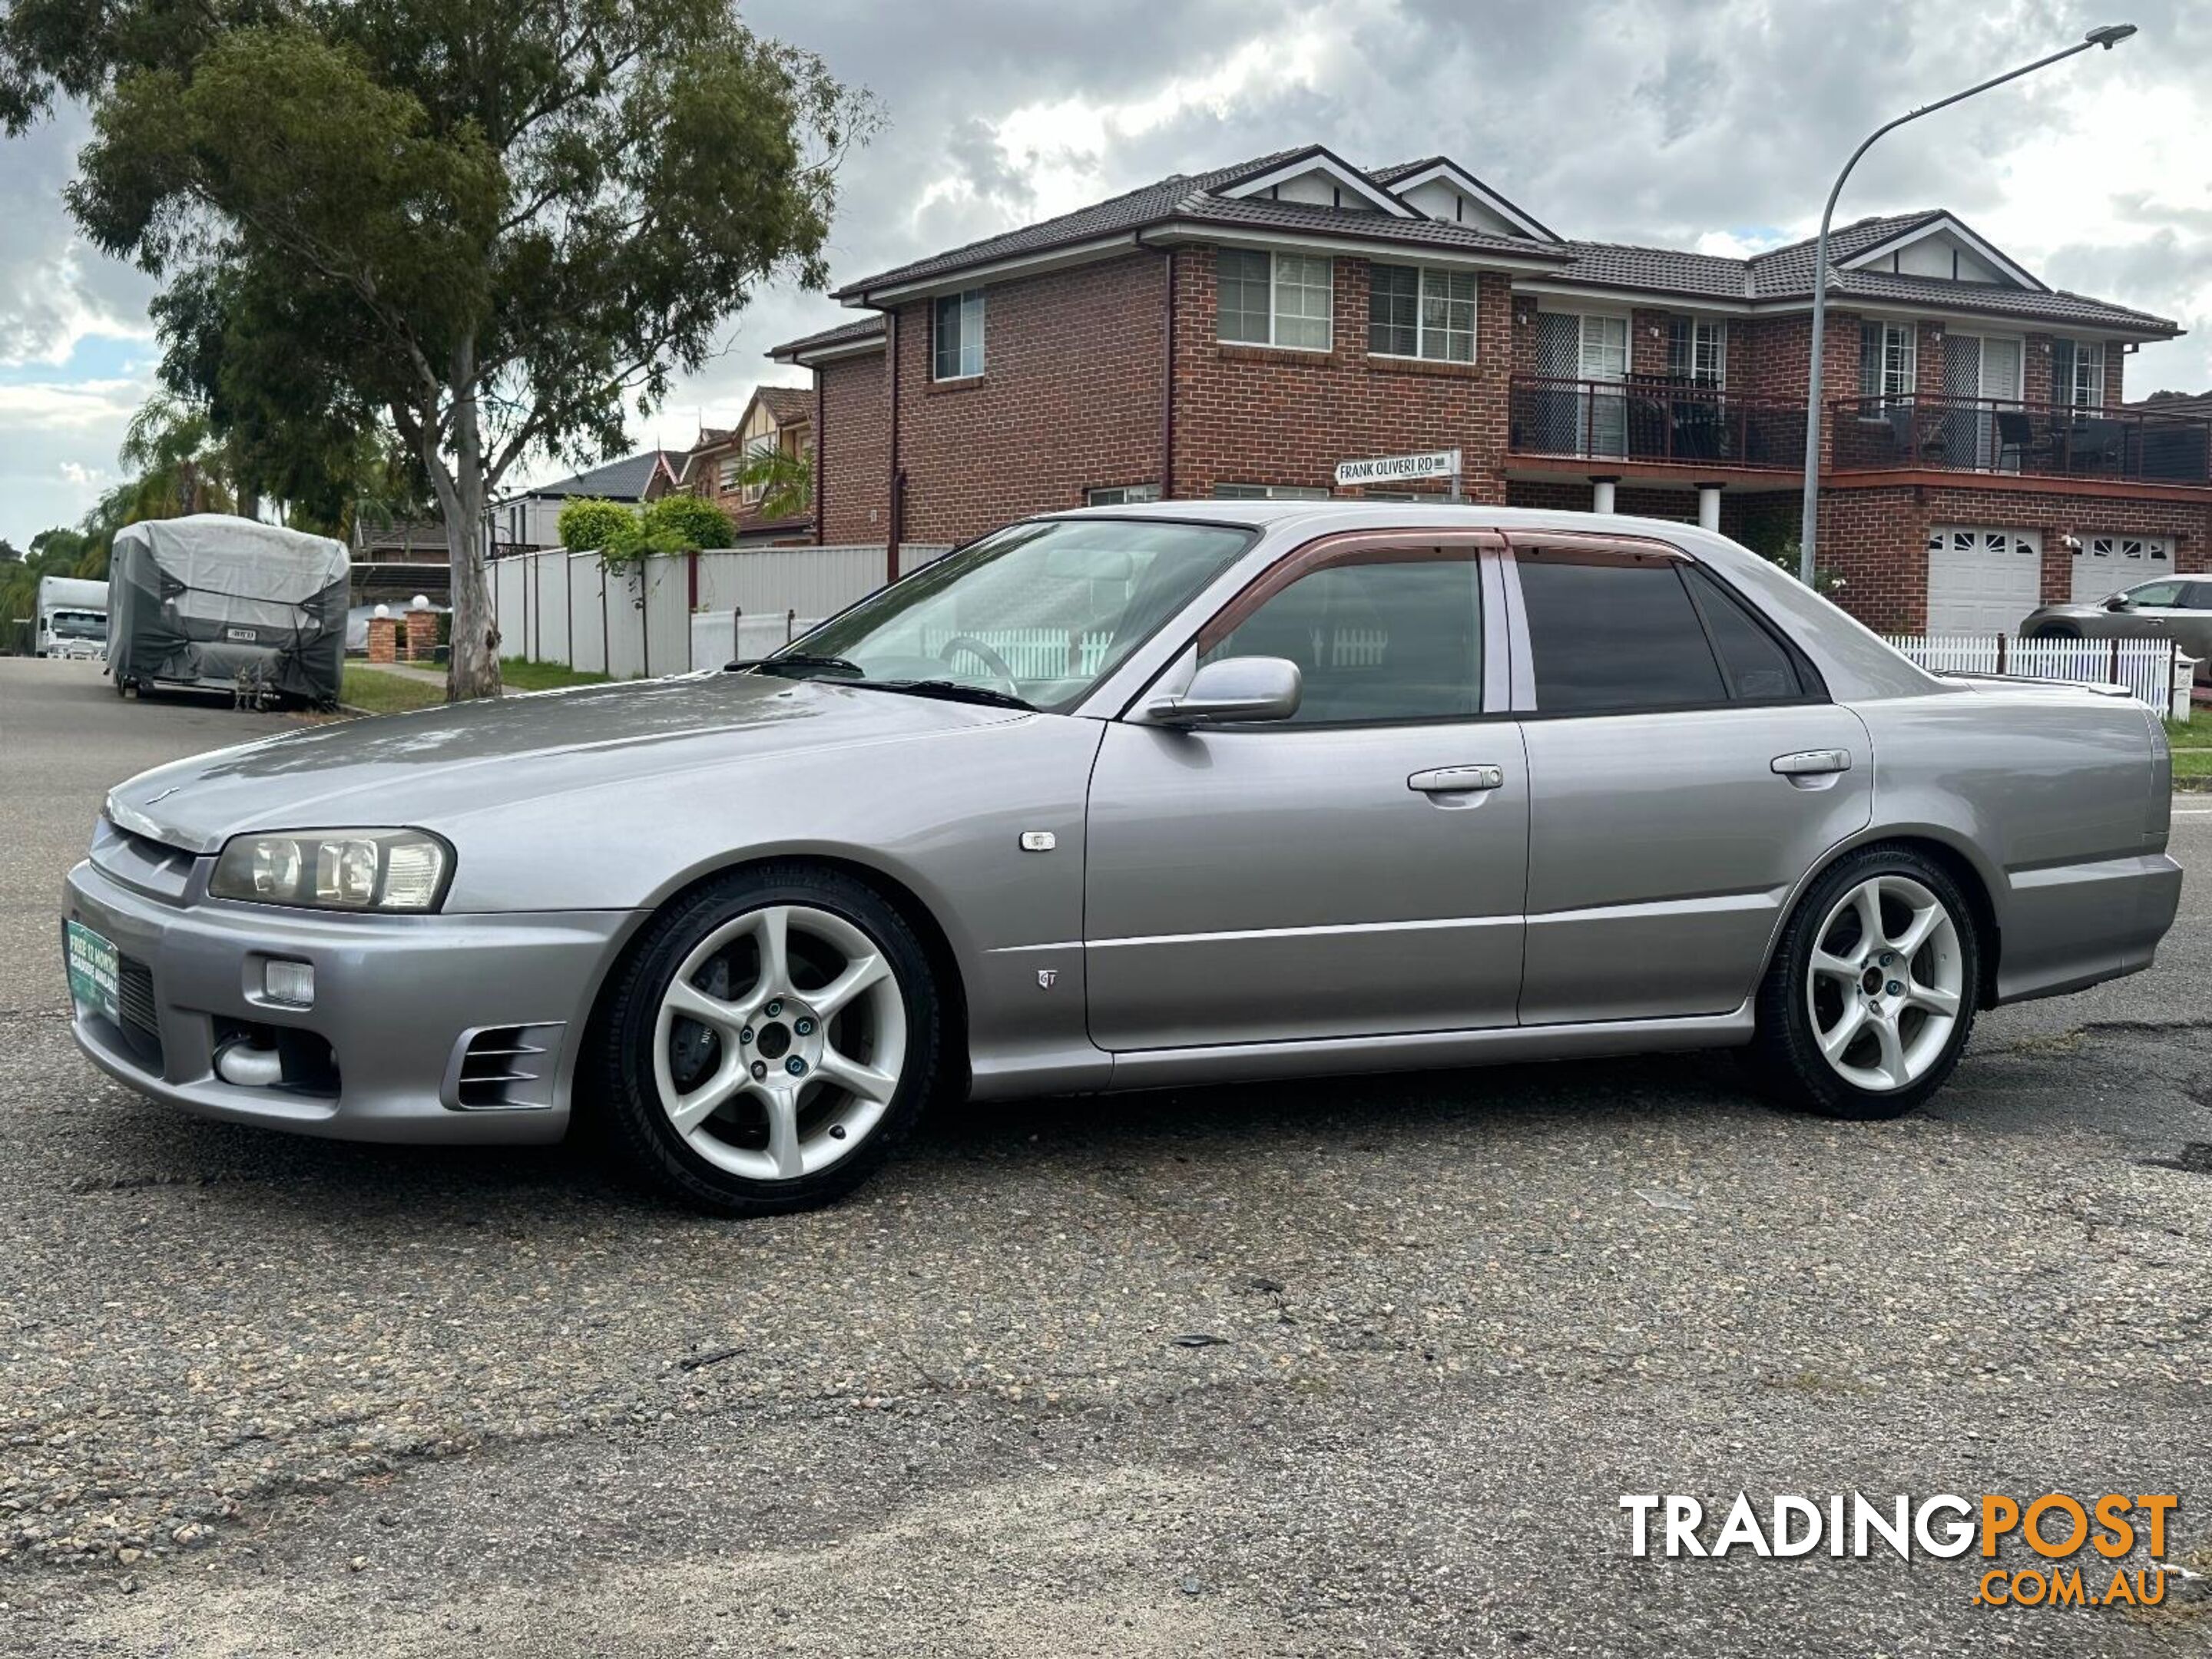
[1749,846,1980,1120]
[597,865,940,1214]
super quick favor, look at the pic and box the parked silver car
[2020,575,2212,676]
[65,505,2183,1214]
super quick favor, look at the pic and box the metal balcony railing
[1507,375,1808,471]
[1830,393,2212,485]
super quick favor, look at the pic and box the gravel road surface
[1,657,2207,1657]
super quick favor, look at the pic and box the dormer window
[1217,251,1333,351]
[934,290,985,379]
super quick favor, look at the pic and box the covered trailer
[108,515,349,707]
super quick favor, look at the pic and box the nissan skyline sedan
[65,504,2183,1215]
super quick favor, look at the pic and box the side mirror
[2104,594,2131,611]
[1144,656,1302,727]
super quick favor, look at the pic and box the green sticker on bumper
[65,919,120,1024]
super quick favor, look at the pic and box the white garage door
[2070,534,2174,603]
[1926,526,2041,634]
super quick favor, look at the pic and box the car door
[2175,582,2212,671]
[1508,535,1873,1026]
[2112,578,2192,646]
[1083,536,1528,1051]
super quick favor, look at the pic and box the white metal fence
[488,544,951,678]
[1883,633,2186,715]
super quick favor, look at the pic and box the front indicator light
[263,959,315,1006]
[211,829,453,912]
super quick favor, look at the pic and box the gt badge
[1037,969,1058,989]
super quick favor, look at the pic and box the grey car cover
[108,515,349,704]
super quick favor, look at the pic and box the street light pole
[1795,24,2137,586]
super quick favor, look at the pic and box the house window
[2052,339,2105,409]
[1368,265,1475,362]
[1666,317,1726,386]
[933,290,985,379]
[1217,250,1333,350]
[717,455,741,494]
[1212,483,1331,500]
[1085,483,1162,506]
[1858,322,1917,404]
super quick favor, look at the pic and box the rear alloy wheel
[597,865,940,1214]
[1748,847,1979,1120]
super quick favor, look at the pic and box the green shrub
[557,496,637,552]
[641,492,733,551]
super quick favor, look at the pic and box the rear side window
[1681,565,1804,700]
[1517,554,1724,715]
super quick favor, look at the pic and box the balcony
[1507,375,1807,473]
[1828,394,2212,486]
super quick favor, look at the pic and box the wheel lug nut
[739,1028,753,1045]
[793,1017,815,1037]
[764,998,783,1018]
[785,1057,807,1077]
[750,1060,767,1081]
[1886,980,1902,996]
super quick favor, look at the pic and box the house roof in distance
[518,449,684,502]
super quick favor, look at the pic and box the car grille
[114,952,164,1073]
[452,1024,562,1111]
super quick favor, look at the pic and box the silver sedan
[2019,575,2212,679]
[65,505,2184,1214]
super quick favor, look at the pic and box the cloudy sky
[3,0,2208,548]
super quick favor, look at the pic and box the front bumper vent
[447,1024,564,1111]
[114,953,164,1074]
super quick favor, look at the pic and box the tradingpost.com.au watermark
[1622,1492,2181,1610]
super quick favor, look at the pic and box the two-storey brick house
[657,386,817,544]
[773,144,2207,635]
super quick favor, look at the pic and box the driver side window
[1200,551,1482,725]
[2128,581,2185,607]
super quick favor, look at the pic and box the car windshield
[764,518,1255,711]
[51,611,106,641]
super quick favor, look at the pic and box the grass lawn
[340,664,446,715]
[341,657,611,716]
[2170,702,2212,788]
[498,657,611,691]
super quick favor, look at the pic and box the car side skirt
[1097,1004,1755,1091]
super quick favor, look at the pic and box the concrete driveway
[0,655,2206,1657]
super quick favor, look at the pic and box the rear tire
[1746,845,1980,1121]
[593,862,942,1215]
[2033,623,2081,641]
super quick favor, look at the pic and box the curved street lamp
[1796,24,2139,585]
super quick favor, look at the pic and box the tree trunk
[438,345,502,702]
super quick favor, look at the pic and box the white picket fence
[488,543,949,678]
[1883,633,2186,715]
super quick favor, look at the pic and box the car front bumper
[62,856,634,1144]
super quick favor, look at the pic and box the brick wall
[1170,247,1515,502]
[893,252,1167,545]
[816,351,890,545]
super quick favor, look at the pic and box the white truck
[37,575,111,661]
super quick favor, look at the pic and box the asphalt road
[1,655,2207,1657]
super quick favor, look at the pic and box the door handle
[1770,749,1853,777]
[1408,764,1505,794]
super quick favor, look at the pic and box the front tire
[1747,846,1979,1121]
[594,863,942,1215]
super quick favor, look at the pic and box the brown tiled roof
[757,386,813,426]
[2129,389,2212,419]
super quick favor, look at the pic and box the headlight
[210,828,454,912]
